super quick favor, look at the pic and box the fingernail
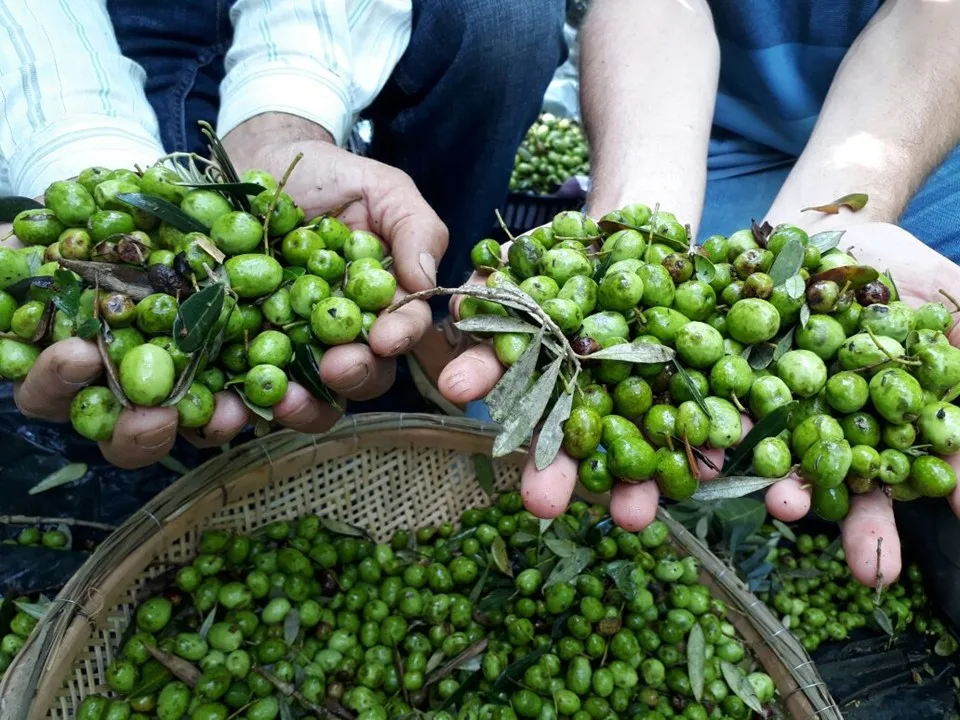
[390,335,414,355]
[419,252,437,286]
[55,360,97,387]
[135,421,177,450]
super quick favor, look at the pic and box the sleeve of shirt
[219,0,412,147]
[0,0,165,198]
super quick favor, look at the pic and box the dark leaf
[491,536,512,577]
[29,300,55,343]
[148,263,195,298]
[472,454,495,496]
[809,265,879,289]
[672,360,712,418]
[116,192,207,232]
[773,328,796,363]
[768,238,805,286]
[751,220,773,246]
[801,193,869,215]
[163,322,225,407]
[688,623,707,702]
[800,303,811,327]
[784,274,806,300]
[173,282,225,353]
[282,266,307,285]
[476,587,513,613]
[721,660,764,715]
[873,607,895,637]
[0,195,44,221]
[59,259,156,301]
[75,315,102,337]
[723,401,797,474]
[130,659,173,697]
[603,560,640,601]
[456,315,541,335]
[693,476,780,502]
[809,230,845,254]
[716,499,767,541]
[544,547,594,588]
[539,518,554,535]
[144,645,201,688]
[584,343,675,363]
[174,181,267,195]
[96,323,132,409]
[199,606,218,640]
[772,519,796,542]
[469,565,490,604]
[289,344,343,411]
[199,121,242,184]
[318,517,372,541]
[535,390,574,470]
[597,219,640,236]
[284,609,301,645]
[543,537,577,558]
[4,276,54,302]
[492,355,562,457]
[51,269,82,317]
[233,386,274,421]
[486,329,543,424]
[884,269,900,302]
[694,254,716,284]
[278,698,296,720]
[425,639,488,688]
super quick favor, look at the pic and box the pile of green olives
[757,532,951,655]
[1,525,69,550]
[0,164,396,443]
[468,204,960,520]
[510,113,590,195]
[74,494,775,720]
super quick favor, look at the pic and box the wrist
[224,112,336,148]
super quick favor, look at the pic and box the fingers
[841,489,902,587]
[320,344,396,401]
[368,288,431,358]
[438,344,504,404]
[765,474,811,521]
[14,339,102,422]
[373,168,448,292]
[697,414,751,481]
[610,481,661,532]
[521,447,579,519]
[274,381,342,434]
[99,406,178,469]
[180,391,250,449]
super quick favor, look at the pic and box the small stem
[682,435,701,481]
[262,152,304,252]
[939,289,960,313]
[874,536,885,605]
[253,666,352,720]
[730,392,746,413]
[633,307,647,324]
[494,209,516,242]
[0,515,117,531]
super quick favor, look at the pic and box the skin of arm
[581,0,720,233]
[766,0,960,233]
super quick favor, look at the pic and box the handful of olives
[0,160,396,443]
[510,113,590,196]
[465,204,960,521]
[72,493,776,720]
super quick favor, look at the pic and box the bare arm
[581,0,720,232]
[766,0,960,232]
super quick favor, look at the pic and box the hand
[178,113,449,445]
[440,222,960,587]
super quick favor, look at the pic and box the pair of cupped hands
[5,116,959,587]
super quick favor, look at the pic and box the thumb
[14,338,103,422]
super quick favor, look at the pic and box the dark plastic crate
[491,192,584,241]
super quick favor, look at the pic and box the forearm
[767,0,960,232]
[581,0,719,231]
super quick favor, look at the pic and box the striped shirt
[0,0,412,198]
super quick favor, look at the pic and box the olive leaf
[687,623,707,702]
[722,401,796,475]
[319,517,372,541]
[799,303,811,327]
[30,301,55,344]
[603,560,640,601]
[544,547,595,588]
[163,322,227,407]
[283,609,301,645]
[173,181,266,196]
[472,454,495,496]
[884,269,900,302]
[872,607,895,637]
[4,276,54,302]
[173,282,226,353]
[278,698,296,720]
[492,355,563,458]
[773,328,796,363]
[672,360,712,418]
[784,274,806,300]
[14,597,52,621]
[51,269,82,318]
[720,660,763,714]
[116,192,207,233]
[490,536,512,577]
[130,659,173,697]
[424,639,489,689]
[289,345,343,412]
[544,537,577,558]
[582,343,675,363]
[232,386,274,422]
[534,389,573,470]
[0,195,44,221]
[539,518,553,535]
[282,266,306,285]
[801,193,869,215]
[27,463,89,495]
[809,265,879,289]
[59,259,156,301]
[96,323,133,409]
[76,318,101,339]
[199,606,218,640]
[485,327,544,425]
[455,315,542,335]
[194,235,226,264]
[768,238,805,286]
[772,519,796,542]
[696,515,710,541]
[693,254,716,284]
[809,230,845,254]
[692,476,781,502]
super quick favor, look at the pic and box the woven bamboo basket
[0,414,842,720]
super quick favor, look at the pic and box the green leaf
[544,547,595,588]
[720,660,764,715]
[873,607,895,637]
[746,345,774,372]
[580,343,675,363]
[801,193,869,215]
[688,623,707,702]
[935,632,958,657]
[884,269,900,302]
[773,328,796,363]
[473,454,495,496]
[60,259,158,302]
[51,269,82,318]
[694,254,716,284]
[456,315,541,335]
[278,697,296,720]
[469,565,490,604]
[174,181,266,195]
[603,560,640,601]
[116,192,208,233]
[769,238,805,286]
[534,390,574,470]
[486,329,543,424]
[772,519,796,542]
[723,401,797,475]
[14,598,51,621]
[800,303,811,327]
[539,518,554,535]
[283,608,301,645]
[492,355,563,458]
[281,266,306,284]
[695,515,710,541]
[163,320,226,407]
[0,195,44,221]
[809,230,845,254]
[544,537,577,558]
[784,274,806,300]
[672,360,712,418]
[173,282,225,353]
[289,344,343,411]
[318,516,372,541]
[809,264,879,290]
[130,659,173,697]
[199,606,218,640]
[692,476,781,502]
[76,317,101,339]
[491,536,512,577]
[715,498,767,539]
[28,463,88,495]
[232,386,274,422]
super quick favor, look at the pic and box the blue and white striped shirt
[0,0,412,198]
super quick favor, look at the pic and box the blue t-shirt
[707,0,883,179]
